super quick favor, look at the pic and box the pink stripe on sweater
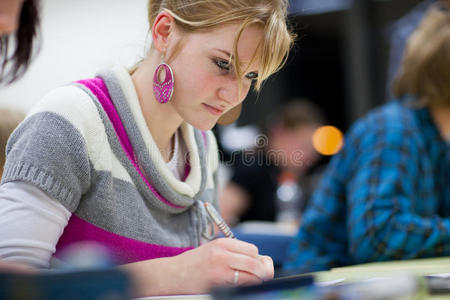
[56,215,193,264]
[183,162,191,182]
[77,78,184,209]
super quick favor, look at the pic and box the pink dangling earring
[153,58,174,104]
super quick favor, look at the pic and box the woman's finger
[226,252,273,281]
[224,268,264,286]
[258,255,274,279]
[214,238,259,258]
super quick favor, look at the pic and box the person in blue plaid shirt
[284,3,450,272]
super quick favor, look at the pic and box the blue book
[0,268,130,300]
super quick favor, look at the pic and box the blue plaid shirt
[283,100,450,272]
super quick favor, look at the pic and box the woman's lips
[203,103,224,116]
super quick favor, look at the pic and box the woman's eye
[214,59,231,71]
[246,72,258,80]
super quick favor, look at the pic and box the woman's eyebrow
[213,48,259,73]
[213,48,233,59]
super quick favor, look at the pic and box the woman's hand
[174,238,274,292]
[121,238,274,297]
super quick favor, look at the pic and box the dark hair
[0,0,40,85]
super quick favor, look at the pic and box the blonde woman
[0,0,294,296]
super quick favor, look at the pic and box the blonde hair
[393,3,450,106]
[147,0,295,91]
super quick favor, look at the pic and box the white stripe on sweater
[27,85,133,184]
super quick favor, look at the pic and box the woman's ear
[151,11,176,54]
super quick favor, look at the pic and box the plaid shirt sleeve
[284,104,450,272]
[347,126,450,263]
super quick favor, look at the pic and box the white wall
[0,0,149,113]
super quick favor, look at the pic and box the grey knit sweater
[1,67,219,263]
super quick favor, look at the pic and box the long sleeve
[0,181,71,268]
[284,102,450,272]
[347,127,450,263]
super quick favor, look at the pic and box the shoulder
[30,84,97,115]
[26,83,106,142]
[347,101,420,148]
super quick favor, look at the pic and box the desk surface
[136,295,210,300]
[317,256,450,281]
[316,256,450,300]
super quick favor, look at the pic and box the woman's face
[168,23,263,131]
[0,0,24,36]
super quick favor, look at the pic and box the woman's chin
[195,122,216,131]
[185,117,217,131]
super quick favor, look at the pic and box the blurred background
[0,0,148,112]
[234,0,424,134]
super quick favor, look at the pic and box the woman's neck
[131,56,183,162]
[429,104,450,141]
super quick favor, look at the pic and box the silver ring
[233,270,239,285]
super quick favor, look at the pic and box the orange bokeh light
[312,125,344,156]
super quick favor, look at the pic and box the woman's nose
[217,78,250,106]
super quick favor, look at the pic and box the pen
[204,202,236,239]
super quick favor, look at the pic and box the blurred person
[0,0,294,296]
[284,3,450,273]
[220,100,325,228]
[0,0,40,84]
